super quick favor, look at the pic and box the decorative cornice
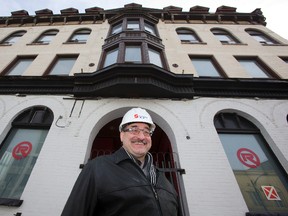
[0,4,266,26]
[0,65,287,99]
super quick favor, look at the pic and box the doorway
[90,118,187,215]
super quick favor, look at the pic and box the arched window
[34,29,59,44]
[176,28,201,43]
[67,28,91,43]
[245,29,279,45]
[0,106,53,206]
[0,30,26,45]
[214,113,288,214]
[211,28,240,44]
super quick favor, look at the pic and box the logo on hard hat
[134,113,148,120]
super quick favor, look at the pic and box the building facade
[0,3,288,216]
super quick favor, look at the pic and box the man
[61,107,179,216]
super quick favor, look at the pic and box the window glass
[37,35,55,44]
[238,59,271,78]
[177,29,200,43]
[36,30,58,44]
[0,128,48,199]
[178,33,198,42]
[148,48,163,67]
[127,20,140,30]
[144,22,156,35]
[5,58,34,76]
[125,46,141,62]
[1,31,26,45]
[219,133,288,213]
[254,35,271,44]
[104,48,119,67]
[214,34,236,44]
[48,57,77,75]
[282,58,288,63]
[191,58,221,77]
[246,30,277,45]
[111,22,122,35]
[69,29,91,43]
[212,29,238,44]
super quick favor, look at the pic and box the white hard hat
[119,108,156,132]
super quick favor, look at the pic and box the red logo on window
[12,141,33,160]
[261,186,281,200]
[237,148,260,168]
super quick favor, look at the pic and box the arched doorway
[90,118,187,215]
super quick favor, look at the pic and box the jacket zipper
[151,185,163,216]
[131,161,163,216]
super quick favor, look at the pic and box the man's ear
[120,132,124,142]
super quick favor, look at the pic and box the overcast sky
[0,0,287,40]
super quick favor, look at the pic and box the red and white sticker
[261,186,281,201]
[237,148,260,168]
[12,141,33,160]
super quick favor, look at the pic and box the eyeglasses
[123,127,153,137]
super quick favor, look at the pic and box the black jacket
[61,148,179,216]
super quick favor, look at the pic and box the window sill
[0,43,12,46]
[181,41,207,45]
[221,43,248,46]
[246,212,288,216]
[63,41,86,44]
[0,198,23,207]
[27,42,49,46]
[261,43,288,46]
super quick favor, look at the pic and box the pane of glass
[191,58,221,77]
[125,46,141,62]
[252,35,274,45]
[70,34,89,42]
[0,128,48,199]
[104,48,118,67]
[219,133,288,213]
[178,34,198,42]
[148,48,163,68]
[37,35,54,43]
[111,23,122,34]
[49,57,77,75]
[215,34,236,44]
[127,20,139,30]
[4,36,20,45]
[3,31,25,45]
[144,22,156,35]
[6,58,34,76]
[238,60,270,78]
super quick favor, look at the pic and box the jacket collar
[113,147,131,164]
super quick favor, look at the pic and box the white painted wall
[0,95,287,216]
